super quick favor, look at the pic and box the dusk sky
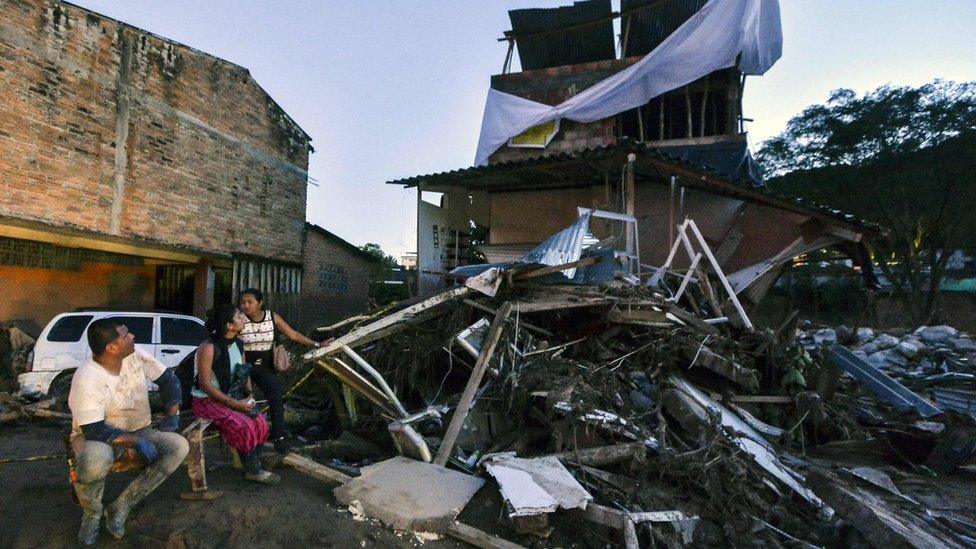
[70,1,976,258]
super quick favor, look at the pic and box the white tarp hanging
[474,0,783,165]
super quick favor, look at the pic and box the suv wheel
[48,372,74,411]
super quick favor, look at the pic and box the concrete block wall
[0,235,172,327]
[0,0,310,263]
[298,228,372,330]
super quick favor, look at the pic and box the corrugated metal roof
[508,0,616,71]
[385,140,878,234]
[621,0,708,57]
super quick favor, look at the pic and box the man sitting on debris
[68,318,188,546]
[190,303,279,485]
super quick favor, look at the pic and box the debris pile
[0,322,36,393]
[278,224,976,548]
[0,394,71,423]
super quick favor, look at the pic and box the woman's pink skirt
[191,397,269,453]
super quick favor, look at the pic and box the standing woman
[191,303,278,484]
[238,288,325,452]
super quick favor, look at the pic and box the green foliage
[760,80,976,326]
[359,243,410,307]
[758,80,976,177]
[359,243,398,270]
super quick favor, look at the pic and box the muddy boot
[72,481,104,546]
[242,449,280,486]
[104,466,169,539]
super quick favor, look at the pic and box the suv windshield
[47,315,94,342]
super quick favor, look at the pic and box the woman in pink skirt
[191,303,278,485]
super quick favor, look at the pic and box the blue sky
[70,1,976,258]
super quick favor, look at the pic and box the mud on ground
[0,422,466,549]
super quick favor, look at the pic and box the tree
[758,80,976,177]
[359,243,409,306]
[759,80,976,326]
[359,243,398,270]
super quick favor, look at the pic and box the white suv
[18,310,207,398]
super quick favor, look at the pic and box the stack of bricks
[0,0,311,264]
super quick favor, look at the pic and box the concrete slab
[333,456,484,533]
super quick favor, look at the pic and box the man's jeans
[74,428,189,516]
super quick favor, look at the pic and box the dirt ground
[0,420,470,549]
[6,418,976,548]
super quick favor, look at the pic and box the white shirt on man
[68,349,166,440]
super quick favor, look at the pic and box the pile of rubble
[801,324,976,374]
[0,393,70,424]
[0,322,36,393]
[278,234,976,547]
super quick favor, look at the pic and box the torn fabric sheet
[475,0,782,165]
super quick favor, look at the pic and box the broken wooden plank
[684,219,754,331]
[578,502,626,529]
[304,286,470,361]
[664,303,720,335]
[514,296,614,313]
[607,308,671,327]
[179,418,222,501]
[447,522,527,549]
[807,470,965,548]
[340,345,407,417]
[434,302,513,466]
[578,465,639,495]
[664,376,829,514]
[629,510,692,523]
[463,299,553,337]
[315,314,370,333]
[283,452,353,485]
[728,395,794,404]
[683,343,759,391]
[27,408,72,420]
[623,518,638,549]
[317,358,396,416]
[550,442,646,467]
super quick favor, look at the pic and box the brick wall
[298,228,372,330]
[0,0,310,262]
[487,58,740,165]
[487,58,639,164]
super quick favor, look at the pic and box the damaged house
[391,0,876,305]
[0,0,373,330]
[287,4,976,547]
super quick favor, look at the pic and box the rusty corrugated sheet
[508,0,616,71]
[384,140,878,234]
[621,0,709,58]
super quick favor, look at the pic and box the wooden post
[283,453,352,485]
[434,302,513,466]
[180,418,222,501]
[700,75,709,137]
[658,95,665,140]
